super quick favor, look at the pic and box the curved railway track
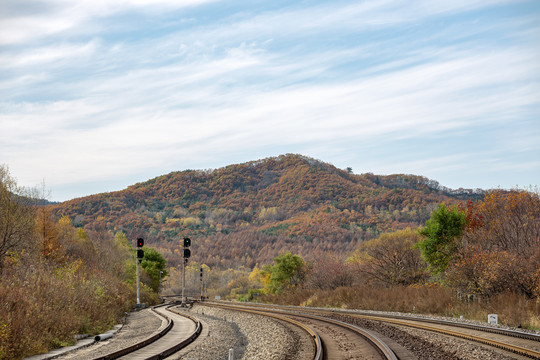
[340,312,540,359]
[204,302,398,360]
[91,304,202,360]
[208,301,540,360]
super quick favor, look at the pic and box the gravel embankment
[48,302,525,360]
[51,303,312,360]
[216,302,526,360]
[330,313,519,360]
[166,305,247,360]
[338,307,540,336]
[170,304,313,360]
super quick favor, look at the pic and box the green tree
[141,247,168,292]
[111,231,135,282]
[264,251,305,293]
[417,204,466,275]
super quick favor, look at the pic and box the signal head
[183,237,191,247]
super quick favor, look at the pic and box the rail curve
[209,301,540,360]
[347,312,540,359]
[206,302,398,360]
[91,304,201,360]
[204,302,323,360]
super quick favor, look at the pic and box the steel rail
[208,301,540,359]
[325,309,540,342]
[91,304,201,360]
[211,303,397,360]
[214,301,540,346]
[205,303,323,360]
[347,313,540,360]
[285,305,540,359]
[298,312,397,360]
[157,307,203,359]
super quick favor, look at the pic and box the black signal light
[183,237,191,247]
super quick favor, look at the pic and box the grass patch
[262,285,540,329]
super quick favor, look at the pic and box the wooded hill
[51,154,485,269]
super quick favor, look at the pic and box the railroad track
[208,301,540,360]
[204,302,398,359]
[91,304,202,360]
[339,312,540,359]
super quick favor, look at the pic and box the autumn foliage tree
[447,190,540,298]
[465,190,539,254]
[304,254,356,290]
[348,228,427,286]
[0,165,35,268]
[35,207,64,263]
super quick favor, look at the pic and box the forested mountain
[51,154,485,268]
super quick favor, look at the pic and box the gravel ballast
[48,303,312,360]
[38,301,532,360]
[172,304,313,360]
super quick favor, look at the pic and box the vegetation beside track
[0,166,164,360]
[213,189,540,331]
[2,157,539,359]
[260,285,540,331]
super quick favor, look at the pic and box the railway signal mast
[136,238,144,307]
[200,267,204,300]
[181,237,191,307]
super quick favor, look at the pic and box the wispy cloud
[1,0,538,200]
[0,0,220,45]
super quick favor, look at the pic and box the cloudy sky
[1,0,539,201]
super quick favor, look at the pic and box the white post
[181,259,186,306]
[135,238,144,307]
[228,348,234,360]
[136,255,140,305]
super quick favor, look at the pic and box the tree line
[205,189,539,326]
[51,154,478,268]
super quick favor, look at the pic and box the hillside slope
[51,154,484,268]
